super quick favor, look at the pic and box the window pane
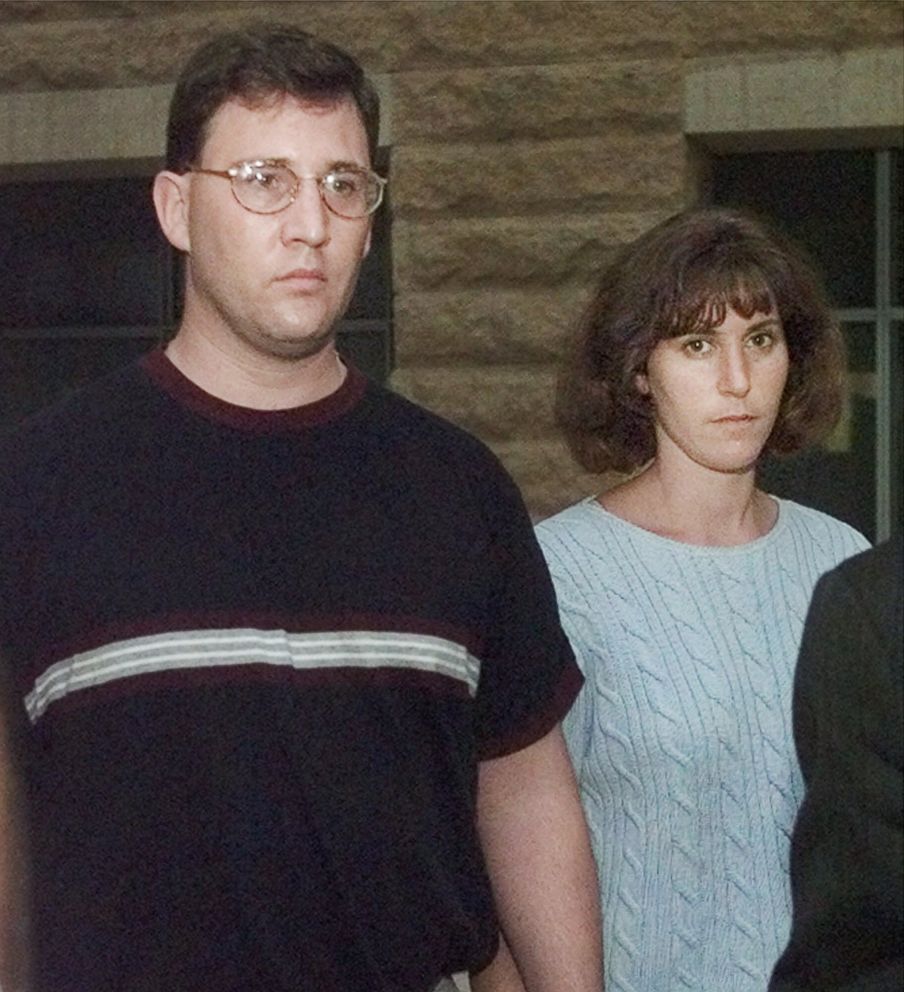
[0,336,157,427]
[891,321,903,535]
[891,149,902,307]
[344,201,392,321]
[0,176,174,330]
[758,322,876,542]
[712,150,875,308]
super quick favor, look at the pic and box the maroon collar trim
[140,348,368,433]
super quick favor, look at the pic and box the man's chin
[250,326,337,363]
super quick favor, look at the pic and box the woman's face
[637,306,790,475]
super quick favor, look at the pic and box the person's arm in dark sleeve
[770,540,903,992]
[462,458,601,990]
[0,661,29,992]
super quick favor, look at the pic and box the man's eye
[235,163,284,189]
[249,170,281,188]
[749,332,774,348]
[683,338,711,355]
[324,173,362,196]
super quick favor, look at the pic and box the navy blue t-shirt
[0,352,580,992]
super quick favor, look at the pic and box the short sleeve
[471,468,583,761]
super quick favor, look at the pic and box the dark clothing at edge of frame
[770,536,904,992]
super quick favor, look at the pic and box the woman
[534,208,870,992]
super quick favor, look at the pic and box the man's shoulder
[358,379,532,527]
[365,378,508,471]
[777,498,871,557]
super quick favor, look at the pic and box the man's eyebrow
[241,157,368,172]
[327,159,368,172]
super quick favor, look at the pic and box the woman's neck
[600,459,777,547]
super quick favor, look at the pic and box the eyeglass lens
[231,162,381,218]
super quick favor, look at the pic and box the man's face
[179,95,373,362]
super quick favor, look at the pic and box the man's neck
[164,328,346,411]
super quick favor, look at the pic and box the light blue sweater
[536,498,869,992]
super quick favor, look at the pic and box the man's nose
[279,178,329,248]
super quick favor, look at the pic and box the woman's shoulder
[772,497,872,561]
[536,496,597,533]
[535,497,630,552]
[535,497,627,573]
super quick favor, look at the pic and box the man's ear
[635,370,650,396]
[153,171,192,253]
[361,221,372,260]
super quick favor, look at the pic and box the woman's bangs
[664,267,776,337]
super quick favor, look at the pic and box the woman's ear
[634,369,650,396]
[152,170,192,253]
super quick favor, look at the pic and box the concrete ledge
[0,83,172,165]
[0,75,392,169]
[686,46,904,151]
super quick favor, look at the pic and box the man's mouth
[275,268,326,283]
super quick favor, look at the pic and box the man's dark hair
[166,23,380,172]
[559,207,846,474]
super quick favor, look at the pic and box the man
[0,24,601,992]
[770,537,903,992]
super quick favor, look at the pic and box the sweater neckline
[582,495,787,555]
[140,348,368,434]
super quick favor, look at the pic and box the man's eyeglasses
[189,160,387,219]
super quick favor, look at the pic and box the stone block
[683,0,903,56]
[392,132,687,218]
[394,285,593,364]
[391,58,682,143]
[0,3,385,90]
[0,1,684,92]
[390,364,558,442]
[0,15,206,89]
[0,1,142,22]
[358,0,684,69]
[1,1,899,95]
[392,210,675,291]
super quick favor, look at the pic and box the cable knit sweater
[536,497,869,992]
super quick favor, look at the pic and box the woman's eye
[749,332,774,349]
[683,338,711,355]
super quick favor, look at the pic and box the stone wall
[1,0,901,516]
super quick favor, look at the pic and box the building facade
[0,0,901,531]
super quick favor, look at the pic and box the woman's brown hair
[559,207,846,474]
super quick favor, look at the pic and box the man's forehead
[200,93,369,162]
[208,93,362,131]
